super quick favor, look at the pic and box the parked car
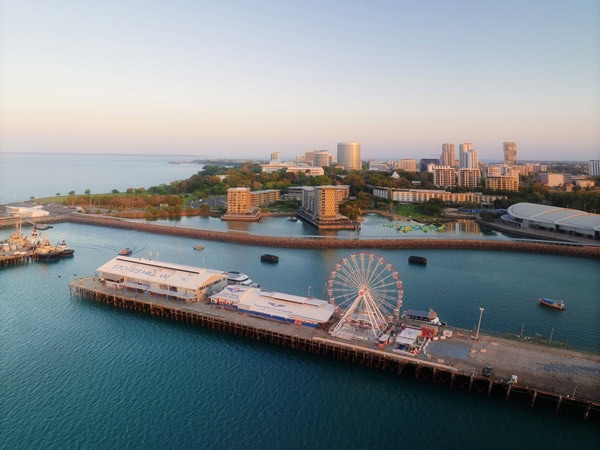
[482,365,493,377]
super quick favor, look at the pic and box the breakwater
[65,214,600,258]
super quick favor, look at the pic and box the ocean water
[1,221,599,449]
[1,154,599,448]
[0,153,202,203]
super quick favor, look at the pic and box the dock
[69,277,600,421]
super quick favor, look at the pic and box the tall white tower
[504,142,517,166]
[337,142,361,171]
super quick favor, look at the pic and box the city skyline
[1,1,598,161]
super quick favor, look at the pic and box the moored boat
[35,239,61,260]
[56,239,75,257]
[119,248,132,256]
[226,271,259,288]
[408,255,427,265]
[260,254,279,263]
[193,244,205,250]
[538,298,565,310]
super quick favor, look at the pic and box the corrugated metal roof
[96,256,227,290]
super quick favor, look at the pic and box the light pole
[476,307,484,341]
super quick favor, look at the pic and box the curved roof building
[337,142,361,171]
[506,203,600,240]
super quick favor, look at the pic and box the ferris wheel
[327,252,403,340]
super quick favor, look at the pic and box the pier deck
[69,276,600,420]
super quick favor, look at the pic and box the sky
[0,0,598,162]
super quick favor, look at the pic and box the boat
[226,271,259,288]
[408,256,427,265]
[193,244,205,250]
[35,239,61,260]
[538,298,565,310]
[289,217,298,222]
[55,239,75,257]
[260,254,279,263]
[35,224,53,230]
[119,248,132,256]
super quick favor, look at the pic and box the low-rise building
[96,256,229,302]
[210,285,335,328]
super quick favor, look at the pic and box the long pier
[69,277,600,421]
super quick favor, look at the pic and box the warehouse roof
[210,285,335,324]
[507,203,600,232]
[97,256,226,290]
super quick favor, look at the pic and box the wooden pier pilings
[69,280,600,421]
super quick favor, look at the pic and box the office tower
[589,160,600,176]
[313,150,331,168]
[270,152,281,163]
[337,142,361,170]
[441,143,455,167]
[504,142,517,166]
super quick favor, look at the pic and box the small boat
[289,217,298,222]
[35,224,53,230]
[538,298,565,310]
[260,254,279,263]
[408,256,427,265]
[193,244,205,250]
[226,271,259,288]
[119,248,132,256]
[55,239,75,257]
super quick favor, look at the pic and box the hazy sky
[1,0,598,161]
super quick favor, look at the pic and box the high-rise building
[504,142,517,166]
[459,143,474,168]
[433,165,456,187]
[460,149,479,169]
[589,160,600,176]
[440,143,455,167]
[270,152,281,163]
[458,168,481,187]
[337,142,361,170]
[313,150,332,168]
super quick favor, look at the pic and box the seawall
[64,214,600,258]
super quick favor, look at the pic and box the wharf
[70,277,600,421]
[0,250,36,267]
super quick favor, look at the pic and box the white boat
[226,271,259,288]
[55,239,75,257]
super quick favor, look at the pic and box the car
[482,365,493,377]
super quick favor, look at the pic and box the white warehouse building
[210,285,335,328]
[96,256,229,302]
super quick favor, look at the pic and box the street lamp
[476,307,484,341]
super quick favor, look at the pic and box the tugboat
[538,298,566,310]
[55,239,75,257]
[35,238,61,260]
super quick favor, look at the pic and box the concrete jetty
[70,276,600,421]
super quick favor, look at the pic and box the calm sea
[0,153,202,204]
[2,154,599,448]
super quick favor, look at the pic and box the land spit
[65,214,600,258]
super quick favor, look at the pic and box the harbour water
[1,154,599,447]
[1,221,599,448]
